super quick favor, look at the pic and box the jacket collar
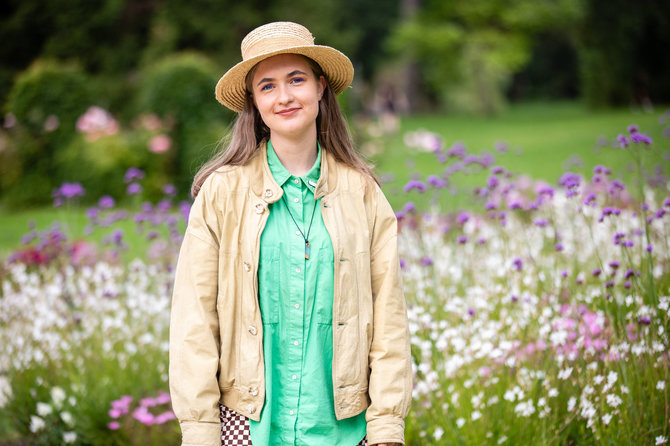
[249,139,335,202]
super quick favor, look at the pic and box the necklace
[281,192,318,259]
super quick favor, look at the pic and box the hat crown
[241,22,315,61]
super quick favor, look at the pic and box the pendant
[305,241,311,260]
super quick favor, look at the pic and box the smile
[276,108,300,116]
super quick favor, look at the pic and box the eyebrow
[256,70,309,87]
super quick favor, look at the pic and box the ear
[317,75,326,101]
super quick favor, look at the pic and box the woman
[169,22,411,446]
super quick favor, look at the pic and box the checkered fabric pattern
[219,404,367,445]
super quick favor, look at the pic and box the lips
[276,107,300,116]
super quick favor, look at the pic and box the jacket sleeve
[169,179,223,446]
[365,185,412,445]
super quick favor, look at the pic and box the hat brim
[215,45,354,113]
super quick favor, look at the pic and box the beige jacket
[169,142,412,446]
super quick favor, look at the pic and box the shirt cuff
[180,421,221,446]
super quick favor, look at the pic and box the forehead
[252,54,313,81]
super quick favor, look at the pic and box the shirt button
[248,405,255,414]
[294,179,300,184]
[289,410,295,415]
[255,203,265,214]
[264,189,273,198]
[295,268,301,273]
[249,387,258,396]
[293,340,299,346]
[295,230,301,236]
[294,303,300,309]
[248,326,257,336]
[292,374,297,380]
[243,262,251,272]
[293,197,300,203]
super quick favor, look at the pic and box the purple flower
[495,141,508,152]
[664,198,670,208]
[399,258,406,269]
[608,180,626,194]
[561,270,568,278]
[509,201,523,210]
[646,244,653,252]
[99,195,115,208]
[395,211,406,220]
[467,308,476,316]
[605,280,614,288]
[127,182,142,195]
[555,243,564,252]
[630,132,652,145]
[534,219,548,227]
[124,167,145,183]
[592,268,602,277]
[638,316,651,325]
[485,202,497,211]
[617,134,629,148]
[491,166,506,175]
[613,232,625,245]
[538,186,555,198]
[52,183,85,206]
[457,236,467,244]
[162,183,177,196]
[628,124,638,134]
[426,175,447,188]
[624,269,636,279]
[512,257,523,271]
[623,240,634,248]
[559,172,580,191]
[487,176,499,190]
[403,179,426,193]
[421,257,433,266]
[608,260,620,269]
[457,212,469,225]
[447,143,466,159]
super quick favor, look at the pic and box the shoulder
[199,156,262,199]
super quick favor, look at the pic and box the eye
[290,77,305,85]
[259,83,273,92]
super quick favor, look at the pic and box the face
[250,54,326,141]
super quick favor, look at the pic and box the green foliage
[138,52,229,194]
[6,60,92,140]
[389,0,584,114]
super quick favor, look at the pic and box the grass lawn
[372,101,668,210]
[1,101,668,257]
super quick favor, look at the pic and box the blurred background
[1,0,669,210]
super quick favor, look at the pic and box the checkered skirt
[220,404,367,445]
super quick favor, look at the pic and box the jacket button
[249,387,258,396]
[255,203,265,214]
[248,326,257,335]
[264,189,273,198]
[248,405,255,414]
[243,262,251,272]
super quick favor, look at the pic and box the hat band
[242,36,314,60]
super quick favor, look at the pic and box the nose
[277,83,294,104]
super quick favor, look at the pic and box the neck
[270,130,318,177]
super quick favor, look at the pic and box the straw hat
[215,22,354,112]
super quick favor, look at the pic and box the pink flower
[44,115,60,132]
[155,392,171,404]
[148,134,171,153]
[133,406,155,426]
[76,106,119,141]
[108,408,122,419]
[140,397,157,408]
[107,421,120,430]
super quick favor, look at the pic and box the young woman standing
[169,22,411,446]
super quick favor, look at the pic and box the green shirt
[250,141,367,445]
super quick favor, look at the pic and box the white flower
[657,381,665,390]
[606,394,622,408]
[606,371,618,386]
[456,417,466,428]
[63,431,77,443]
[36,402,52,417]
[547,388,558,398]
[498,435,508,444]
[620,385,629,394]
[593,375,604,385]
[471,410,482,421]
[602,413,612,425]
[656,436,668,445]
[61,411,74,426]
[558,367,573,380]
[567,397,577,412]
[433,427,444,440]
[50,386,66,408]
[30,415,46,433]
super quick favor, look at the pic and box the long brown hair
[191,56,376,198]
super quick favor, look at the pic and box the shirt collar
[267,140,321,193]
